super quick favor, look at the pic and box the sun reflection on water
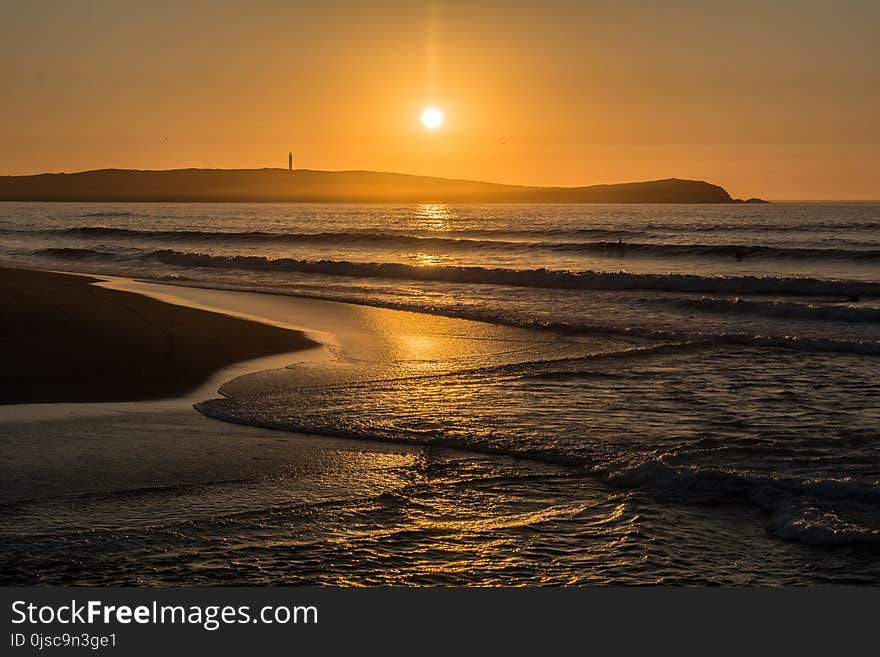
[407,252,446,266]
[413,204,454,231]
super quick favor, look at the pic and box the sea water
[1,201,878,584]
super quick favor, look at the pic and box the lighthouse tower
[288,152,293,171]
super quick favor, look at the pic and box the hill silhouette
[0,168,741,203]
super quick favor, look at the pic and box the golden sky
[2,1,878,199]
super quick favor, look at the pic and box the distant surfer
[617,238,627,258]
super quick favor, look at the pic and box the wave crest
[33,246,877,297]
[16,225,880,262]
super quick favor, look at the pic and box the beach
[0,267,318,404]
[1,200,879,585]
[0,269,612,585]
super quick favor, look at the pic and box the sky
[1,0,878,199]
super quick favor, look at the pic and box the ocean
[1,201,878,584]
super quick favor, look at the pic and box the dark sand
[0,267,318,404]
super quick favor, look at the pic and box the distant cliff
[0,169,742,203]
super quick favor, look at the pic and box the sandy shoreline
[0,267,319,404]
[0,267,550,549]
[2,267,874,585]
[0,267,438,515]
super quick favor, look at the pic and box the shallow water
[1,201,878,584]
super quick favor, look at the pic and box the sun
[421,107,444,130]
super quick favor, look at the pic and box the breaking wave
[32,246,880,298]
[17,225,880,261]
[196,349,880,549]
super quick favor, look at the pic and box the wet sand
[3,270,865,585]
[0,270,660,586]
[0,267,318,404]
